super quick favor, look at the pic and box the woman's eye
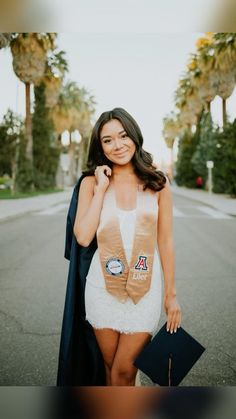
[104,134,127,143]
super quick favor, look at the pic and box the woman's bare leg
[110,332,152,386]
[93,327,120,385]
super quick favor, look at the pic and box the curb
[0,199,70,223]
[171,185,236,217]
[0,189,73,223]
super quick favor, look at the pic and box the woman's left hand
[164,294,182,334]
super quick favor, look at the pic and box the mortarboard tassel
[168,354,172,386]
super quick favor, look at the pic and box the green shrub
[175,110,236,196]
[175,128,199,188]
[32,82,60,189]
[211,119,236,197]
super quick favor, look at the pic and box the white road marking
[196,206,232,219]
[173,207,185,217]
[34,204,233,219]
[173,205,233,219]
[35,203,68,215]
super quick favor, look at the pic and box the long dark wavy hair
[82,107,167,191]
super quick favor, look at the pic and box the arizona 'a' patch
[134,255,148,271]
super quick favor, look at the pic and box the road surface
[0,194,235,385]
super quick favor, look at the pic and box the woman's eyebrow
[101,130,126,140]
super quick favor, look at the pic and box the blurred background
[1,31,236,192]
[0,1,236,392]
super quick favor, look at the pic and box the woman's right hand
[94,165,112,194]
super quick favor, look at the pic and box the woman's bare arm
[157,176,176,297]
[73,176,106,247]
[157,176,181,333]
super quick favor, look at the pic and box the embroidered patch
[106,258,125,276]
[134,255,148,271]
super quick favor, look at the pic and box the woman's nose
[114,138,123,149]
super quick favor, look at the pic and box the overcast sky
[23,0,221,32]
[1,31,236,165]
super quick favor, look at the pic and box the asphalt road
[0,194,235,385]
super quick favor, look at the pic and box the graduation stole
[96,181,158,304]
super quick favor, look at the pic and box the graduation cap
[133,322,206,386]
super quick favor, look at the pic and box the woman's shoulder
[80,175,96,188]
[77,175,96,198]
[144,175,169,203]
[159,174,170,191]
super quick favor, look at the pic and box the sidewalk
[171,183,236,217]
[1,183,236,222]
[0,188,73,222]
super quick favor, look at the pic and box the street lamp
[206,160,214,195]
[61,130,70,147]
[60,130,70,189]
[71,129,82,144]
[71,129,82,179]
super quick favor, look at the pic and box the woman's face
[100,119,136,165]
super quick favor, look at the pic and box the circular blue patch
[106,257,125,276]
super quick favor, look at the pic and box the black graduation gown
[56,173,106,386]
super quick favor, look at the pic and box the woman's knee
[104,359,113,371]
[111,362,137,385]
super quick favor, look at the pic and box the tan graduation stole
[96,181,158,304]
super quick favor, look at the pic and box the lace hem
[86,318,154,336]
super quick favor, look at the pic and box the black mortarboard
[133,322,206,386]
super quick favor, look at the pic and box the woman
[73,107,181,386]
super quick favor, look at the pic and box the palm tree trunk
[169,146,174,182]
[222,98,227,127]
[25,82,33,163]
[68,133,76,185]
[11,159,17,195]
[83,136,89,163]
[79,139,86,174]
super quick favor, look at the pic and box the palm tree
[10,33,56,187]
[213,33,236,126]
[162,113,182,180]
[195,33,236,126]
[174,74,202,129]
[0,33,14,49]
[43,50,69,108]
[170,32,236,187]
[49,81,96,183]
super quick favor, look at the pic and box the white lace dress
[84,207,163,336]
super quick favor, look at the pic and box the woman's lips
[114,151,127,157]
